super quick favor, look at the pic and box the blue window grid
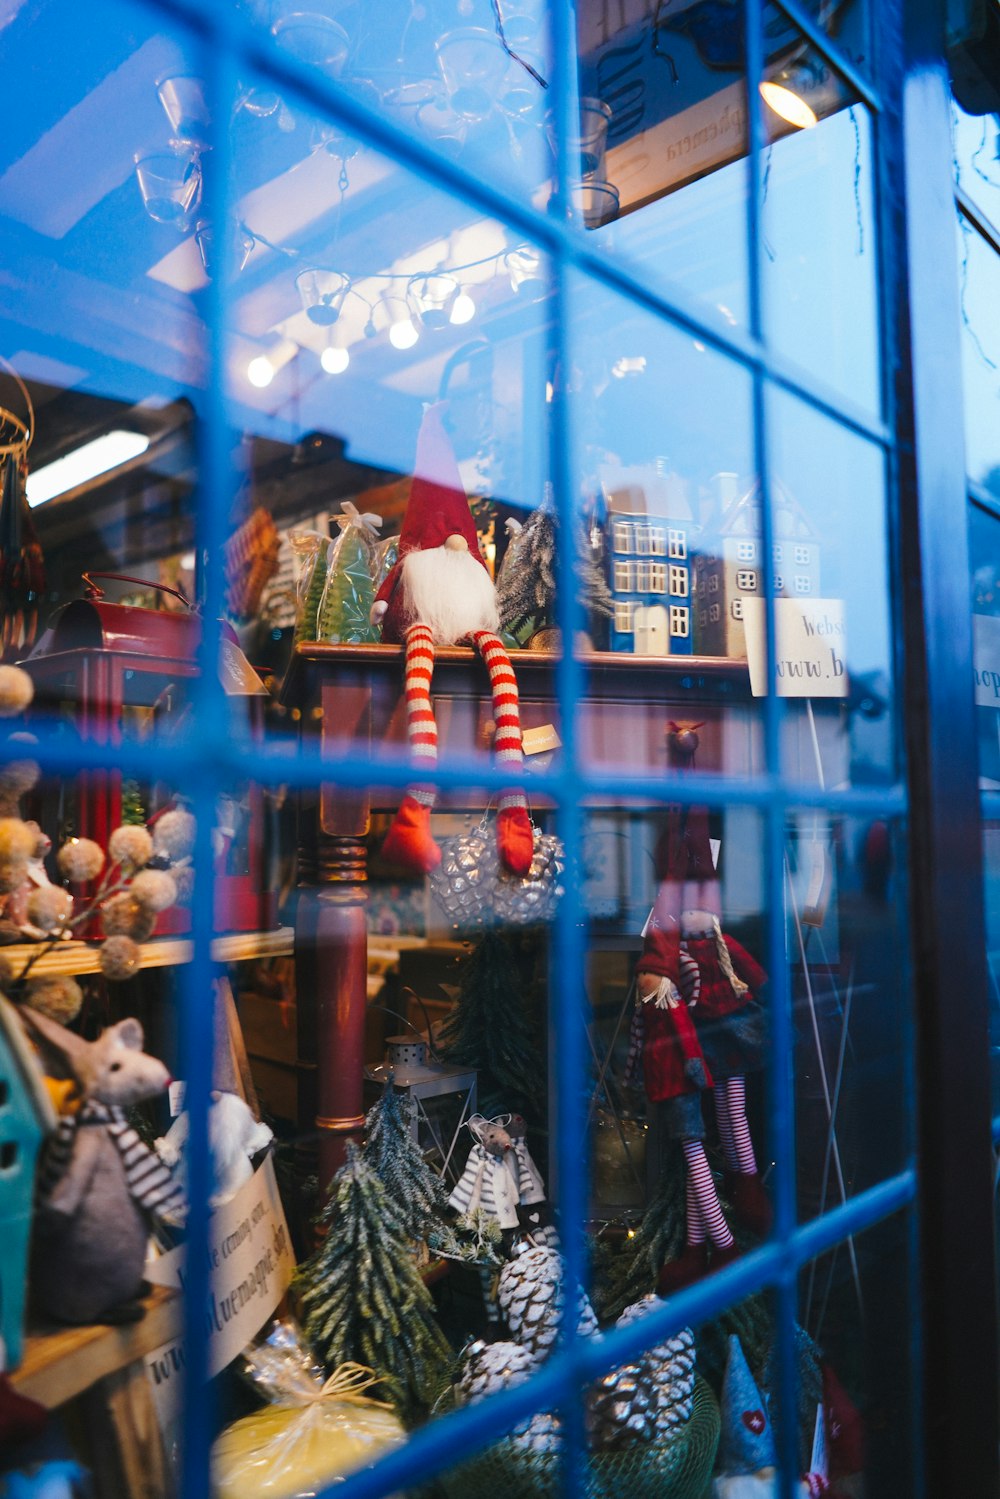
[2,2,924,1497]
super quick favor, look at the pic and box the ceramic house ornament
[602,463,697,655]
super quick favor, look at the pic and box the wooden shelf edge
[1,926,294,979]
[12,1285,180,1409]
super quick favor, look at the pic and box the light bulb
[759,79,818,130]
[450,291,476,325]
[321,345,350,374]
[247,355,275,388]
[389,317,419,350]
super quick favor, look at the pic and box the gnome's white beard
[401,546,499,645]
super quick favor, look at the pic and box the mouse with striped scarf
[370,401,534,880]
[20,1005,186,1326]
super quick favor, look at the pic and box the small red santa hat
[398,401,485,565]
[654,801,721,921]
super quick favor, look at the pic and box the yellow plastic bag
[213,1343,406,1499]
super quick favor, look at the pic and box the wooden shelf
[11,1285,179,1410]
[0,926,294,979]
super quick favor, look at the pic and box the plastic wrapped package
[290,530,330,645]
[315,502,383,644]
[372,534,399,597]
[212,1323,406,1499]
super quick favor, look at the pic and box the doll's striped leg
[714,1084,739,1171]
[685,1172,707,1245]
[381,624,442,874]
[470,629,533,876]
[681,1139,733,1249]
[719,1074,772,1236]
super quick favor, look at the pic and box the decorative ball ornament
[99,934,142,981]
[25,975,84,1024]
[101,892,156,942]
[26,886,74,934]
[0,666,34,717]
[57,837,105,883]
[130,869,178,913]
[108,824,154,869]
[429,822,564,930]
[152,808,196,860]
[497,1244,598,1360]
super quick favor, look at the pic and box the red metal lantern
[21,574,277,934]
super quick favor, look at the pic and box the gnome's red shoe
[381,796,442,875]
[497,805,533,877]
[657,1242,709,1295]
[707,1240,742,1274]
[725,1170,773,1237]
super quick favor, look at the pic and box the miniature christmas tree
[497,490,613,645]
[362,1075,451,1242]
[316,512,377,644]
[296,1144,451,1419]
[292,536,329,645]
[439,932,545,1119]
[120,779,146,826]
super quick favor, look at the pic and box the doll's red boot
[497,805,533,877]
[657,1242,709,1295]
[381,795,442,874]
[725,1170,773,1237]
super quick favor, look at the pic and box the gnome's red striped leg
[471,629,533,877]
[381,623,443,874]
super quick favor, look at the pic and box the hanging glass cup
[296,268,352,326]
[436,27,508,123]
[134,147,202,227]
[407,273,461,330]
[270,4,350,75]
[156,74,212,147]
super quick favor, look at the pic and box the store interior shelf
[11,1286,179,1410]
[1,926,294,979]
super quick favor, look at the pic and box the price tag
[522,723,562,756]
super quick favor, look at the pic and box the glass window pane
[767,387,894,786]
[761,68,880,417]
[953,100,1000,232]
[968,501,1000,1123]
[957,214,1000,494]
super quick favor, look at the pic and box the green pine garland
[439,932,545,1119]
[295,1144,451,1421]
[362,1077,451,1243]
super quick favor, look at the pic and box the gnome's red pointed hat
[636,909,680,979]
[397,401,484,564]
[654,801,720,920]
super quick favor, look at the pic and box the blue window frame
[3,0,1000,1495]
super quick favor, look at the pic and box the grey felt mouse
[21,1007,186,1326]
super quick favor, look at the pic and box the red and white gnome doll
[371,402,534,878]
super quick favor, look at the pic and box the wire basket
[439,1374,720,1499]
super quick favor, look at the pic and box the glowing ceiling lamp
[26,431,151,508]
[321,344,350,374]
[759,66,819,130]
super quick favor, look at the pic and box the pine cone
[497,1245,597,1360]
[586,1361,658,1450]
[615,1298,696,1434]
[457,1340,561,1457]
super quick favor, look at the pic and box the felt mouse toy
[21,1007,186,1325]
[370,402,533,879]
[448,1115,522,1231]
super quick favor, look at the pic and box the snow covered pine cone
[496,1244,598,1360]
[457,1339,561,1456]
[615,1298,696,1435]
[587,1301,695,1452]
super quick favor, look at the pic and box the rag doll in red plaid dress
[371,402,533,879]
[628,801,770,1293]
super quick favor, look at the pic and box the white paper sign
[145,1154,294,1378]
[973,614,1000,707]
[742,598,848,698]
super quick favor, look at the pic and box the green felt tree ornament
[362,1075,451,1244]
[291,531,330,646]
[295,1144,451,1421]
[316,502,382,645]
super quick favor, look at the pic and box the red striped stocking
[381,623,443,874]
[470,629,533,876]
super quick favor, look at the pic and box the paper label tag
[522,723,562,756]
[168,1081,186,1117]
[145,1155,294,1377]
[973,614,1000,706]
[742,598,848,698]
